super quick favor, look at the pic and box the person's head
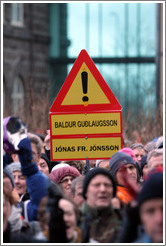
[82,168,116,210]
[140,155,148,179]
[58,197,78,242]
[37,153,51,176]
[9,162,27,196]
[3,165,20,207]
[130,143,146,166]
[95,159,110,170]
[154,136,163,149]
[3,165,15,193]
[28,132,42,164]
[144,141,155,154]
[71,176,84,207]
[147,149,163,172]
[49,166,81,195]
[138,171,163,243]
[109,152,138,186]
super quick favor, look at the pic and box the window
[66,2,157,116]
[67,3,156,57]
[12,76,24,115]
[49,3,161,121]
[11,3,24,26]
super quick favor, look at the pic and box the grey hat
[9,162,21,173]
[109,152,136,180]
[3,165,15,188]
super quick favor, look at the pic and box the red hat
[49,166,81,184]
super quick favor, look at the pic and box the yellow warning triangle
[50,49,122,113]
[62,62,110,105]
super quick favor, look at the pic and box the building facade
[3,3,49,116]
[3,3,69,131]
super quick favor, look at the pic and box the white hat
[96,160,104,168]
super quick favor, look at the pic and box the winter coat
[118,205,143,243]
[116,185,133,205]
[8,205,23,233]
[17,138,48,221]
[79,202,122,243]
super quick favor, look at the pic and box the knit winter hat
[3,165,15,188]
[109,152,136,180]
[9,162,21,173]
[138,171,163,207]
[49,166,81,184]
[118,147,137,163]
[40,153,51,173]
[82,167,116,199]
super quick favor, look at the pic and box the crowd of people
[3,116,163,243]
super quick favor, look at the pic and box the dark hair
[41,153,51,173]
[66,160,84,174]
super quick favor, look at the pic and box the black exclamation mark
[81,71,89,104]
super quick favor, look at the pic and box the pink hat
[49,166,81,184]
[51,163,69,172]
[118,147,137,163]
